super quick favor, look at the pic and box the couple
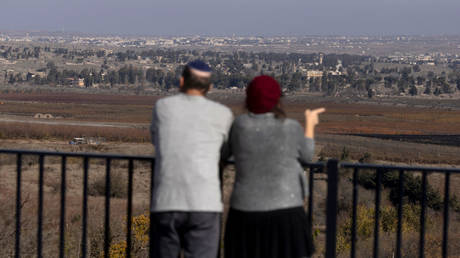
[150,60,324,258]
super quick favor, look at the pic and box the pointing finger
[313,108,326,114]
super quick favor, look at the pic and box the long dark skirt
[224,206,315,258]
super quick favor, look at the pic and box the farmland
[1,91,460,164]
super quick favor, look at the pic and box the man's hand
[305,108,326,139]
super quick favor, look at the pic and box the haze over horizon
[1,0,460,36]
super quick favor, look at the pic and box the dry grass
[333,172,460,258]
[0,122,150,143]
[315,134,460,165]
[0,158,152,257]
[2,92,460,135]
[0,158,459,257]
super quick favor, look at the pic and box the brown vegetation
[0,155,459,257]
[3,92,460,135]
[0,158,151,257]
[0,122,149,142]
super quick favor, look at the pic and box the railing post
[325,159,339,258]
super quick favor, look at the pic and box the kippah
[187,60,212,72]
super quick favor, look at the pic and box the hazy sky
[1,0,459,36]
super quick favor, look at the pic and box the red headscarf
[246,75,282,114]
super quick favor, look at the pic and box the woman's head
[246,75,285,118]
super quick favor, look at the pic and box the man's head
[180,60,212,95]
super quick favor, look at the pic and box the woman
[224,75,324,258]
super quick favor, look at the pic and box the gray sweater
[150,93,233,212]
[229,113,314,211]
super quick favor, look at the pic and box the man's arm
[220,113,234,165]
[150,105,159,146]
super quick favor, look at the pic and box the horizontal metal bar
[301,162,326,170]
[0,149,155,161]
[0,149,325,170]
[226,159,326,169]
[341,162,460,173]
[2,149,459,174]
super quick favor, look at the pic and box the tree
[427,71,435,80]
[309,78,321,92]
[424,81,432,95]
[326,82,336,96]
[367,88,374,98]
[409,85,418,96]
[127,65,136,84]
[287,72,304,91]
[397,80,407,93]
[108,70,119,86]
[26,72,33,81]
[441,82,452,94]
[8,74,16,84]
[96,50,106,58]
[400,67,412,75]
[33,47,41,58]
[251,61,259,72]
[46,61,57,71]
[416,76,425,85]
[384,76,395,88]
[47,67,59,84]
[118,66,128,84]
[434,87,441,96]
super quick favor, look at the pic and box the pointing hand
[304,108,326,139]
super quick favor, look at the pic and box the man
[149,60,233,258]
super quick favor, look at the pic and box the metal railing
[1,149,155,258]
[1,149,459,257]
[333,161,460,258]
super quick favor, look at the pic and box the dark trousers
[150,211,221,258]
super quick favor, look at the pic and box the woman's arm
[304,108,326,139]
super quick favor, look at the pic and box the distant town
[1,31,460,98]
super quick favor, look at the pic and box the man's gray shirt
[150,93,233,212]
[229,113,314,211]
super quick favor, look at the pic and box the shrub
[336,204,425,253]
[131,214,150,246]
[356,170,444,210]
[0,122,149,142]
[106,241,127,258]
[104,214,150,258]
[318,150,326,162]
[340,147,350,161]
[89,172,128,198]
[358,152,373,163]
